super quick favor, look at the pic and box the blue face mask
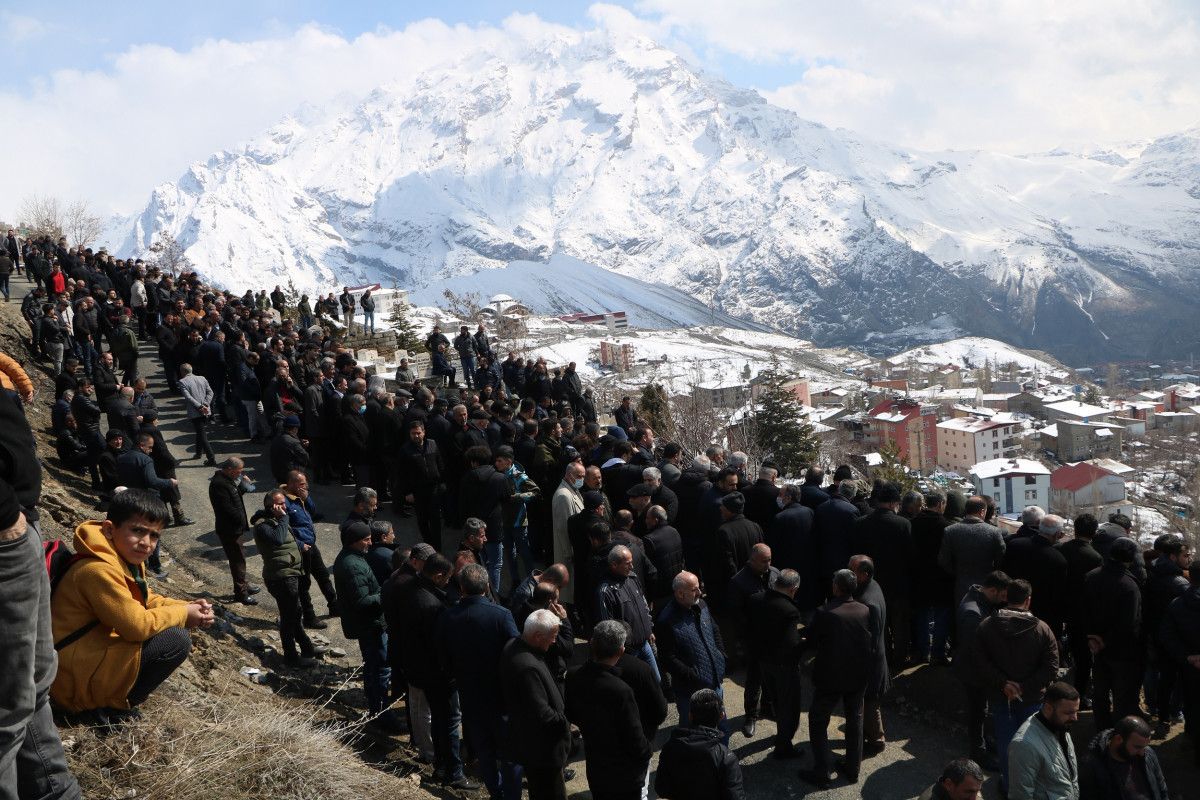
[358,405,367,415]
[573,478,585,489]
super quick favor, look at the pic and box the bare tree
[63,200,104,249]
[148,230,192,277]
[18,195,64,239]
[440,289,483,322]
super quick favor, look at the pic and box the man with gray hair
[743,463,781,529]
[1002,511,1069,638]
[655,571,727,729]
[177,362,217,465]
[1012,505,1047,542]
[566,619,653,800]
[747,568,804,756]
[642,466,679,523]
[595,544,660,680]
[500,608,570,800]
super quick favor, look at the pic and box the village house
[1040,419,1124,462]
[970,457,1051,515]
[1049,462,1127,515]
[936,415,1022,474]
[867,397,939,473]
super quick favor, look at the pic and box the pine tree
[1083,384,1101,405]
[873,440,917,492]
[387,283,425,354]
[752,366,819,477]
[638,384,675,439]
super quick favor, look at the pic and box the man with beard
[396,420,446,552]
[1079,716,1169,799]
[1007,682,1081,799]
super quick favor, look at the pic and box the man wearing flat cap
[714,491,763,606]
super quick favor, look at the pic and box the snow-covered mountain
[105,26,1200,365]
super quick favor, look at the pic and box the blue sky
[1,1,1196,218]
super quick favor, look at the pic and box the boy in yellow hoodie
[51,489,213,724]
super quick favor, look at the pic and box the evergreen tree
[873,440,917,492]
[752,366,819,477]
[1083,384,1101,405]
[387,283,425,354]
[638,383,675,439]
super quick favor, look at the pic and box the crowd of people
[0,233,1197,800]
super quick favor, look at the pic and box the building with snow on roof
[970,457,1051,515]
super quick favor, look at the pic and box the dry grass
[65,681,422,800]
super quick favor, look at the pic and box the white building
[969,457,1051,515]
[1042,399,1112,424]
[937,416,1022,474]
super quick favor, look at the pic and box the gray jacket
[939,516,1006,604]
[1008,713,1080,800]
[178,373,214,419]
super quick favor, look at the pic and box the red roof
[1051,462,1116,492]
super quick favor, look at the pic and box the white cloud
[1,11,46,43]
[0,16,565,220]
[635,0,1200,153]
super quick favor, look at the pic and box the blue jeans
[994,699,1039,792]
[636,640,662,683]
[0,274,9,300]
[357,631,392,715]
[460,355,476,387]
[676,683,730,741]
[504,526,534,595]
[363,310,374,334]
[429,687,464,780]
[462,707,522,800]
[483,541,504,597]
[911,605,951,661]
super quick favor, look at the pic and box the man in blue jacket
[435,563,514,796]
[283,470,338,627]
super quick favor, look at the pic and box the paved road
[48,279,1002,799]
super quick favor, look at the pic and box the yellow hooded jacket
[50,521,189,711]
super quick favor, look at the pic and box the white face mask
[776,496,787,509]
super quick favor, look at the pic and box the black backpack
[43,539,97,650]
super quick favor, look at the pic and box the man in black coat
[339,393,371,488]
[458,445,514,540]
[799,568,875,789]
[800,466,830,511]
[850,554,889,758]
[1085,537,1145,729]
[1058,512,1104,705]
[814,480,862,592]
[655,688,746,800]
[849,481,913,669]
[672,458,713,574]
[910,490,954,664]
[954,570,1011,769]
[397,554,467,786]
[714,492,763,607]
[741,464,780,530]
[566,619,652,800]
[766,484,820,616]
[594,544,660,680]
[500,609,572,800]
[1002,514,1070,639]
[207,457,258,604]
[641,504,684,601]
[746,569,804,758]
[268,415,310,485]
[1158,567,1200,766]
[1145,534,1191,733]
[396,419,446,551]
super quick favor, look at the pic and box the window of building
[1024,489,1038,500]
[993,478,1000,487]
[1024,475,1037,485]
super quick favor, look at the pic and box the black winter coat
[566,661,651,793]
[1079,728,1169,800]
[716,515,764,592]
[268,432,309,484]
[766,503,821,610]
[1145,557,1189,649]
[746,588,802,666]
[500,638,571,769]
[1002,534,1069,637]
[742,478,780,529]
[396,575,451,689]
[1159,585,1200,668]
[1085,560,1142,660]
[815,495,861,585]
[806,596,874,694]
[641,523,685,597]
[614,652,668,741]
[655,725,746,800]
[910,509,954,607]
[849,508,915,603]
[396,438,444,495]
[208,470,248,533]
[1057,537,1103,629]
[458,464,513,534]
[340,412,369,463]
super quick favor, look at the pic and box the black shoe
[834,758,860,783]
[770,745,801,760]
[326,603,340,618]
[237,595,259,606]
[203,459,217,467]
[303,617,328,630]
[798,769,833,789]
[172,516,195,527]
[447,776,481,790]
[148,569,170,580]
[863,740,886,757]
[562,768,576,782]
[247,584,262,595]
[741,719,757,738]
